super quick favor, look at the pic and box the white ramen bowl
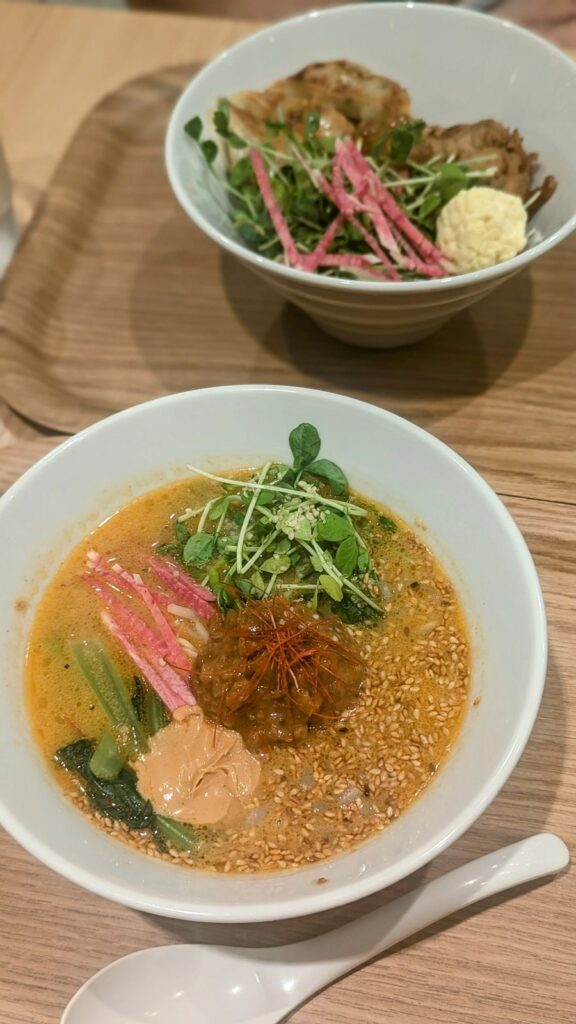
[165,2,576,348]
[0,386,546,922]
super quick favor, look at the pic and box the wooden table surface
[0,4,575,1023]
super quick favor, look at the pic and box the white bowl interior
[166,2,576,282]
[0,387,546,920]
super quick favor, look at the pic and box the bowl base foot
[309,315,450,349]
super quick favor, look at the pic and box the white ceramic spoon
[62,833,568,1024]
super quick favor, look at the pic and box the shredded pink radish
[302,213,345,273]
[273,139,451,280]
[101,611,194,711]
[248,149,305,269]
[84,549,219,711]
[87,551,190,671]
[337,141,447,267]
[290,147,400,279]
[84,575,191,670]
[148,557,216,620]
[387,221,446,279]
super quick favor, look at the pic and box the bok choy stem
[72,641,148,759]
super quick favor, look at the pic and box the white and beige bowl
[0,386,546,921]
[165,2,576,348]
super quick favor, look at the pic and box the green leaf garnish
[260,553,291,575]
[208,496,230,521]
[154,815,200,852]
[335,535,358,578]
[305,110,321,139]
[180,423,385,621]
[316,512,354,543]
[289,422,321,472]
[184,116,202,141]
[55,739,154,830]
[200,140,218,165]
[183,532,216,566]
[306,459,348,498]
[319,573,343,602]
[175,520,189,544]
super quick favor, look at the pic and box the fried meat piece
[412,118,556,208]
[229,60,411,151]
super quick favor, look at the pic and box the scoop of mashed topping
[134,706,261,826]
[436,186,527,274]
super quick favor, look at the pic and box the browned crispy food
[229,59,411,152]
[412,118,556,211]
[227,66,555,216]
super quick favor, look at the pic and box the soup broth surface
[27,473,470,873]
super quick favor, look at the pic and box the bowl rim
[0,385,548,921]
[165,1,576,295]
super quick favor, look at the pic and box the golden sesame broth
[26,474,470,873]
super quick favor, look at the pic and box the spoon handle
[293,833,568,994]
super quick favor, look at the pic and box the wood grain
[0,5,574,1024]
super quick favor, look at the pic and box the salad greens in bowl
[165,3,576,346]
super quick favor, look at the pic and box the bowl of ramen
[166,2,576,347]
[0,386,546,921]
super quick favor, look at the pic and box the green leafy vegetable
[335,535,359,577]
[184,117,202,142]
[339,594,382,624]
[207,496,230,521]
[317,512,354,543]
[260,553,291,575]
[187,100,497,279]
[388,119,425,165]
[183,532,216,567]
[305,110,321,139]
[213,98,246,149]
[175,520,189,544]
[289,422,321,472]
[71,642,147,759]
[57,740,203,854]
[55,739,154,830]
[436,162,469,202]
[200,140,218,165]
[357,546,370,573]
[319,573,343,602]
[180,423,385,621]
[306,458,348,498]
[89,730,124,780]
[154,815,200,852]
[132,677,170,738]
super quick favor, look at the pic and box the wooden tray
[0,64,574,503]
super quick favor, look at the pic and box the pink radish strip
[330,161,400,272]
[87,552,190,671]
[387,222,446,279]
[249,149,304,269]
[101,611,195,711]
[356,176,405,261]
[148,557,216,620]
[338,141,447,267]
[291,147,400,280]
[302,213,345,273]
[148,556,215,604]
[85,576,191,670]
